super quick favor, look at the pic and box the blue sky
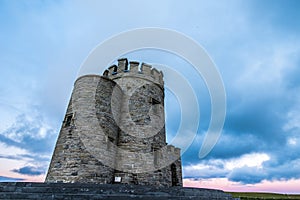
[0,0,300,193]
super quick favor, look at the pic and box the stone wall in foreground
[0,182,235,200]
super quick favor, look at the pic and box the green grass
[226,192,300,199]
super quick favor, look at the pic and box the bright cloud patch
[0,142,29,157]
[0,111,57,182]
[184,153,270,180]
[225,153,270,170]
[1,114,54,143]
[183,152,300,185]
[0,113,57,154]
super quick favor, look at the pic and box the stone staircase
[0,182,236,199]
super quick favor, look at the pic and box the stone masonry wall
[110,59,182,186]
[46,75,122,183]
[46,58,183,187]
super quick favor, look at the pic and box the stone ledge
[0,182,236,200]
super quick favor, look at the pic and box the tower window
[152,145,159,166]
[107,136,115,150]
[171,164,179,186]
[150,97,160,105]
[64,114,73,127]
[149,97,161,115]
[108,137,114,143]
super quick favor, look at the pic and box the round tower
[46,75,123,183]
[46,58,182,187]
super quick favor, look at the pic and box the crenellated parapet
[103,58,164,86]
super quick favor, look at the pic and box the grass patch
[226,192,300,199]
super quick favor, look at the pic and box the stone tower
[46,58,182,187]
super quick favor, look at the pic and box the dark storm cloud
[228,166,267,184]
[183,131,300,184]
[181,133,259,165]
[228,158,300,184]
[0,176,25,182]
[182,41,300,184]
[12,166,45,176]
[204,133,261,159]
[182,95,288,164]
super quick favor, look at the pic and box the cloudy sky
[1,0,300,194]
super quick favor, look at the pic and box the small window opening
[107,136,115,150]
[171,163,179,186]
[151,98,161,105]
[65,114,73,127]
[152,145,159,166]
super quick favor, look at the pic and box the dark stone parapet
[0,182,236,199]
[105,58,164,86]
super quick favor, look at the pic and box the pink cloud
[183,178,300,194]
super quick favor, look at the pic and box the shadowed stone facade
[46,58,182,187]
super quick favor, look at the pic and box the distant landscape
[227,192,300,199]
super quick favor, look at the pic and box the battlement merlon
[103,58,164,86]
